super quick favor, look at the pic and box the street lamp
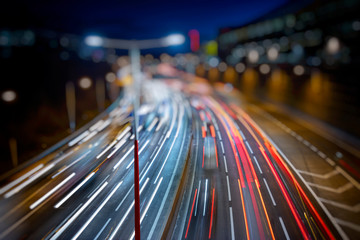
[1,90,17,103]
[85,33,185,240]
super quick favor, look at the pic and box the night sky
[3,0,293,42]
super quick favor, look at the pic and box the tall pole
[96,79,105,112]
[65,82,76,132]
[130,47,141,240]
[9,138,18,168]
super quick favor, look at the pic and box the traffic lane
[181,104,238,240]
[0,81,171,238]
[238,104,357,239]
[227,112,312,239]
[251,103,360,172]
[59,94,187,239]
[0,116,163,238]
[6,126,161,239]
[0,123,128,230]
[0,119,125,209]
[230,102,344,238]
[205,97,277,239]
[142,105,191,239]
[165,109,202,240]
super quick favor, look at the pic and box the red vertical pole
[130,47,141,240]
[134,139,140,240]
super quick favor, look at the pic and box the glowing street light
[247,49,259,63]
[161,34,185,46]
[267,47,279,61]
[84,36,104,47]
[84,33,185,49]
[2,90,17,102]
[79,77,92,89]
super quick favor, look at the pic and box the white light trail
[54,172,95,208]
[50,181,108,240]
[30,173,75,209]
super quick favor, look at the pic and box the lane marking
[5,164,55,198]
[263,178,276,206]
[80,131,98,143]
[335,218,360,232]
[279,217,290,240]
[326,158,336,166]
[195,180,201,216]
[220,141,225,154]
[126,140,150,169]
[94,218,111,240]
[318,151,327,159]
[54,172,95,208]
[52,150,75,165]
[253,156,263,174]
[310,145,318,152]
[245,141,253,154]
[307,182,353,193]
[226,175,232,202]
[113,145,134,170]
[223,155,228,173]
[147,104,187,239]
[146,117,158,132]
[297,169,339,179]
[336,166,360,190]
[107,139,127,159]
[229,207,235,240]
[72,181,123,239]
[0,164,44,195]
[203,179,208,216]
[69,131,90,147]
[116,126,131,140]
[109,178,149,240]
[50,182,108,240]
[52,151,90,179]
[115,185,133,211]
[96,141,117,159]
[87,175,109,198]
[319,198,360,212]
[30,173,75,210]
[129,177,163,240]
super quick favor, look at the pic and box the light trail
[0,164,44,195]
[54,172,95,208]
[71,181,123,240]
[109,178,149,240]
[129,177,163,240]
[5,164,55,198]
[30,172,75,209]
[50,181,108,240]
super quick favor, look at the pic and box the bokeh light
[1,90,17,102]
[79,77,92,89]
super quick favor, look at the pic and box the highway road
[0,79,192,239]
[0,66,359,239]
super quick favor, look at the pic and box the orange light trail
[235,105,335,239]
[209,188,215,239]
[185,188,198,239]
[202,145,205,168]
[259,147,310,239]
[238,179,250,240]
[210,125,216,138]
[214,138,219,168]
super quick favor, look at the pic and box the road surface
[0,67,359,239]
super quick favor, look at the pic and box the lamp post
[85,33,185,240]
